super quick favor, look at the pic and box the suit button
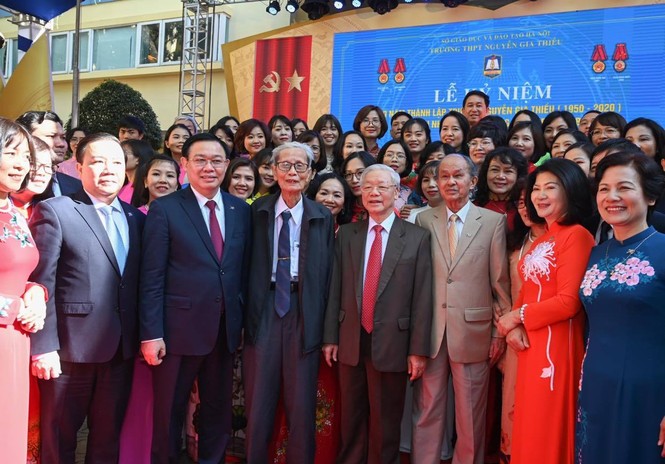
[215,297,221,303]
[219,269,224,275]
[441,303,447,309]
[120,284,125,289]
[447,278,453,284]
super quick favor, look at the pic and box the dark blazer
[29,190,144,362]
[33,172,82,203]
[245,194,334,353]
[585,209,665,239]
[323,217,433,372]
[140,187,251,355]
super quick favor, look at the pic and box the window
[92,25,136,71]
[183,14,229,62]
[138,22,160,65]
[163,20,183,63]
[50,30,91,74]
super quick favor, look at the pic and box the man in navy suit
[29,133,144,463]
[140,133,251,463]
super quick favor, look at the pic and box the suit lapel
[179,187,219,264]
[430,206,452,269]
[450,203,482,273]
[376,218,406,299]
[71,191,120,275]
[256,195,279,270]
[220,192,237,267]
[351,221,368,311]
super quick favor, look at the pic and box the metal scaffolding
[178,0,215,130]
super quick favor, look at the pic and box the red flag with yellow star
[252,36,312,122]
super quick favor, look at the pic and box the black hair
[594,151,665,216]
[589,112,627,143]
[391,111,412,124]
[377,139,413,178]
[400,118,432,156]
[591,138,640,163]
[475,147,528,207]
[291,118,309,131]
[312,114,343,135]
[468,120,507,148]
[542,111,578,133]
[1,117,35,191]
[16,111,64,132]
[163,124,192,158]
[463,90,490,107]
[415,159,441,198]
[221,157,260,198]
[306,172,354,225]
[332,130,368,174]
[116,115,146,134]
[352,105,388,138]
[216,115,241,130]
[525,158,592,226]
[622,117,665,163]
[418,141,455,172]
[507,121,546,163]
[181,132,229,160]
[509,110,542,132]
[297,130,327,172]
[131,154,181,208]
[438,110,470,154]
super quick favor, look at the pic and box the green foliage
[69,79,162,149]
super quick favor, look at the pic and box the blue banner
[330,5,665,144]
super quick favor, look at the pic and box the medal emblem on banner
[591,45,608,74]
[612,43,628,73]
[378,59,390,84]
[483,55,502,78]
[394,58,406,83]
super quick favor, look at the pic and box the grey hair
[360,163,401,188]
[174,115,200,132]
[271,141,314,165]
[443,153,478,177]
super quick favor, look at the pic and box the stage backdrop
[223,1,662,129]
[330,4,665,145]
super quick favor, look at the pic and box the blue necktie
[275,210,292,318]
[102,205,127,274]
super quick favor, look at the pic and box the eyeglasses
[275,161,309,173]
[361,184,395,194]
[591,127,619,138]
[385,152,406,161]
[468,140,494,150]
[362,118,381,126]
[31,164,54,175]
[190,157,227,169]
[343,169,365,181]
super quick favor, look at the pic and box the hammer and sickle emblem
[259,71,281,93]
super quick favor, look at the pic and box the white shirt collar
[85,190,123,213]
[368,211,396,234]
[447,200,471,223]
[191,186,223,210]
[275,194,304,226]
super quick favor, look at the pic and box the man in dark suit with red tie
[29,133,144,463]
[243,142,334,463]
[140,133,251,463]
[323,164,433,464]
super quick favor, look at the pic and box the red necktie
[206,200,224,260]
[362,224,383,333]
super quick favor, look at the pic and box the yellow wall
[0,0,290,128]
[224,0,659,125]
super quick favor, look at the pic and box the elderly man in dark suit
[29,133,144,463]
[323,163,433,464]
[140,133,251,464]
[244,141,334,464]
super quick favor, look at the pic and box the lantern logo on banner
[613,43,629,73]
[378,59,390,84]
[394,58,406,83]
[483,55,502,78]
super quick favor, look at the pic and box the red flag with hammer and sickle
[253,36,312,121]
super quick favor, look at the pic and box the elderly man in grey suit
[412,154,511,464]
[323,164,432,463]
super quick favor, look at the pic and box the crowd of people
[0,88,664,464]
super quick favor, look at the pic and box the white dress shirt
[446,200,471,239]
[86,191,129,251]
[362,212,396,286]
[272,195,304,281]
[191,187,225,240]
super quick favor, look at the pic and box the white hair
[360,163,400,187]
[271,141,314,165]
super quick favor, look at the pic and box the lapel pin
[230,206,235,210]
[466,232,472,237]
[128,212,133,217]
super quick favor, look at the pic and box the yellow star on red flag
[285,70,306,92]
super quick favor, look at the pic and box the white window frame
[50,29,93,75]
[136,21,162,68]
